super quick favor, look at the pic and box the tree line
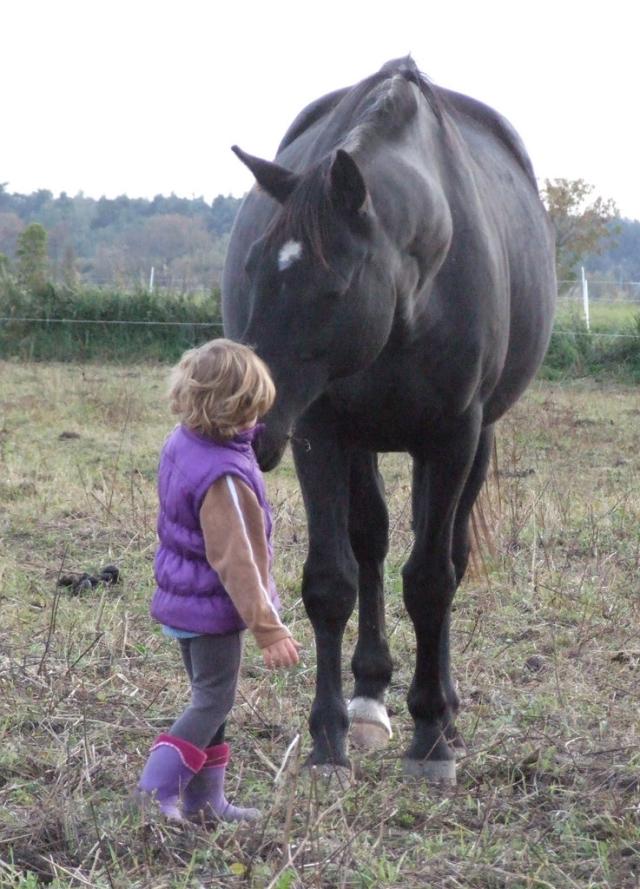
[1,179,638,378]
[1,179,639,296]
[0,186,242,293]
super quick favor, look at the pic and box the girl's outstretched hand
[262,636,301,669]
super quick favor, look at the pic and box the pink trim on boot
[202,742,230,769]
[137,734,207,821]
[151,733,207,773]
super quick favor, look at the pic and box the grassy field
[544,299,640,383]
[0,284,224,364]
[1,361,639,888]
[555,298,640,330]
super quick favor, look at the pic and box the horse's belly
[328,366,479,451]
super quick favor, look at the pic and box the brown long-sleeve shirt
[199,474,290,650]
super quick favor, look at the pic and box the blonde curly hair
[168,339,275,439]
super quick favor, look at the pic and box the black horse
[222,57,555,783]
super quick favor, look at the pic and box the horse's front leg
[292,403,357,768]
[403,409,482,784]
[347,449,393,749]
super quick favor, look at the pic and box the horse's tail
[468,437,501,579]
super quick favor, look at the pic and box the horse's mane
[266,57,536,259]
[278,56,441,158]
[268,57,436,262]
[340,56,444,152]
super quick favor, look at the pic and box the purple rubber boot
[183,742,261,823]
[137,734,207,820]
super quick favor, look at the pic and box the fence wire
[1,284,639,341]
[0,316,223,328]
[2,317,638,339]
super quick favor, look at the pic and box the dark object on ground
[524,655,547,674]
[99,564,120,585]
[57,565,121,595]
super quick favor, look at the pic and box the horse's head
[231,146,395,470]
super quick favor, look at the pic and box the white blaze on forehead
[278,239,303,271]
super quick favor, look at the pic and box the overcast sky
[3,1,639,219]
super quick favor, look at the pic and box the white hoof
[350,720,392,750]
[347,697,392,750]
[403,757,457,785]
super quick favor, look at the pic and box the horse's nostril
[259,449,283,472]
[287,434,311,452]
[254,433,288,471]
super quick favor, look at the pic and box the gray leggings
[169,632,244,750]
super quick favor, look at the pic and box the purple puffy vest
[150,424,277,635]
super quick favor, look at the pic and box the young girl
[137,339,300,823]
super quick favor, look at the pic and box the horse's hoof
[350,719,392,750]
[299,763,353,800]
[347,697,392,750]
[402,757,457,785]
[309,763,352,786]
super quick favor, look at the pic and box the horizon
[3,184,640,227]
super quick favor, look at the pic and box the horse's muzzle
[253,426,289,472]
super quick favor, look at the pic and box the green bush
[0,280,223,362]
[2,279,639,379]
[541,309,640,382]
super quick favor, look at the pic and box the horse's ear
[329,149,367,215]
[232,146,298,204]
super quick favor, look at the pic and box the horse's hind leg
[403,409,482,784]
[347,450,393,750]
[442,424,495,748]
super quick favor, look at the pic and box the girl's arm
[199,475,292,649]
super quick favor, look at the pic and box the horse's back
[419,86,556,416]
[439,88,537,187]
